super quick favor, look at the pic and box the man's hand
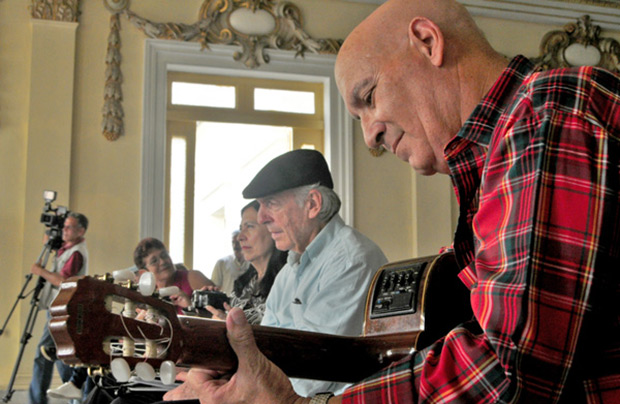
[205,302,232,321]
[164,308,305,404]
[169,291,191,309]
[30,263,44,276]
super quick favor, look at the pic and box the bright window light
[171,82,236,108]
[169,137,187,263]
[254,88,315,114]
[192,122,292,273]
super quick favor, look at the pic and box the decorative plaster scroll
[102,12,124,141]
[531,15,620,72]
[101,0,342,141]
[124,0,342,69]
[29,0,80,22]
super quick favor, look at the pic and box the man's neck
[62,237,84,250]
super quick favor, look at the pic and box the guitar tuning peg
[135,362,156,382]
[113,268,137,282]
[158,286,180,297]
[94,273,115,282]
[110,358,132,383]
[160,360,177,385]
[138,272,156,296]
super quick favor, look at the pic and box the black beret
[243,149,334,199]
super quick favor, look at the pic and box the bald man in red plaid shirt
[161,0,620,403]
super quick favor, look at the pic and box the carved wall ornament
[101,0,342,140]
[125,0,342,69]
[30,0,81,22]
[531,15,620,72]
[102,12,124,141]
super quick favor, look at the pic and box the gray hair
[292,183,341,223]
[68,212,89,231]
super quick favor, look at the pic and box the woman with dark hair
[133,237,214,313]
[207,200,287,324]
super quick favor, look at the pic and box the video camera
[183,290,230,318]
[40,190,70,251]
[192,290,229,311]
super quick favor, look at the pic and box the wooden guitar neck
[49,252,471,383]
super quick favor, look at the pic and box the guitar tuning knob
[138,272,156,296]
[158,286,180,297]
[135,362,156,382]
[160,360,177,385]
[113,268,137,282]
[110,358,131,382]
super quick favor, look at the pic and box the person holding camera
[133,237,215,314]
[28,212,89,404]
[206,200,288,325]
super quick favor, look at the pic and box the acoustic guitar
[49,252,472,383]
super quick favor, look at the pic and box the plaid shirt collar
[444,55,536,269]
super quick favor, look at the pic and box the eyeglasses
[146,251,171,267]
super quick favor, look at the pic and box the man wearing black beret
[164,149,387,402]
[244,149,387,397]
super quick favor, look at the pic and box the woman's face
[142,248,175,285]
[238,207,274,263]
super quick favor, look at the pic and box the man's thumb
[226,307,260,368]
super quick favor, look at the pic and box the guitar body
[49,252,472,383]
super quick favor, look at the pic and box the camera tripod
[1,243,56,403]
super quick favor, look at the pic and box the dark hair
[233,248,287,298]
[133,237,167,269]
[241,200,260,215]
[234,200,286,297]
[68,212,89,231]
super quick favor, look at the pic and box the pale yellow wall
[0,0,32,392]
[2,0,620,391]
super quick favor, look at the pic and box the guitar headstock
[49,275,184,383]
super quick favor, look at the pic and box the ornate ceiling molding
[342,0,620,31]
[531,14,620,71]
[123,0,342,69]
[459,0,620,31]
[29,0,81,22]
[101,0,342,141]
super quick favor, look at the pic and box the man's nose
[361,117,385,150]
[257,207,270,225]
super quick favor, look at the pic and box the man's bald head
[336,0,484,81]
[335,0,508,175]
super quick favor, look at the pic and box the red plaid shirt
[343,56,620,403]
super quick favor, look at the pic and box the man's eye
[364,87,375,105]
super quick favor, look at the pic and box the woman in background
[207,200,287,324]
[133,237,214,313]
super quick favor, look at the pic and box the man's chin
[274,240,292,252]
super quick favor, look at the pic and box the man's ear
[306,189,322,220]
[408,17,444,67]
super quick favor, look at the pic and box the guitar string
[117,304,174,361]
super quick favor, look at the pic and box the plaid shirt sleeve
[342,60,620,403]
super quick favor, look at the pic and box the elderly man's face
[256,190,315,254]
[62,217,84,244]
[335,14,456,176]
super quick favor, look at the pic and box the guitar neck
[177,315,417,382]
[50,252,469,384]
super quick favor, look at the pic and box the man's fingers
[206,305,226,320]
[162,380,196,401]
[225,308,261,371]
